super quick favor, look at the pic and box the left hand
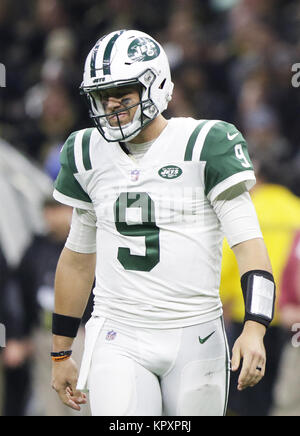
[231,321,266,391]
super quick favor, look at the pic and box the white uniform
[54,117,255,328]
[53,117,257,415]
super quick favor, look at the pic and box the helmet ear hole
[159,78,166,90]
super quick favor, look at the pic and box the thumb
[231,342,241,372]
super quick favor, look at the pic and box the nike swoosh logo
[227,132,239,140]
[198,331,215,344]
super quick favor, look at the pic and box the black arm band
[52,313,81,338]
[51,350,72,357]
[241,269,276,328]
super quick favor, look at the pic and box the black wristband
[241,269,276,329]
[52,313,81,338]
[51,350,72,357]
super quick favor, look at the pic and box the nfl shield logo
[106,330,117,341]
[130,169,140,182]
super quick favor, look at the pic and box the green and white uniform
[54,117,256,328]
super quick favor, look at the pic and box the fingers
[248,358,265,387]
[53,384,86,411]
[52,383,76,410]
[67,385,87,408]
[52,380,87,411]
[231,342,241,372]
[237,353,265,391]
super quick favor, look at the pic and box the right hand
[51,357,87,411]
[231,321,266,391]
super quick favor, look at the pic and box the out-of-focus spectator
[220,159,300,416]
[14,198,93,416]
[0,247,9,327]
[270,230,300,416]
[0,138,53,416]
[25,83,77,162]
[1,0,299,191]
[0,245,9,415]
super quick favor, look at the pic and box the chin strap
[119,142,130,155]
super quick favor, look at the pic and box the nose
[105,96,122,112]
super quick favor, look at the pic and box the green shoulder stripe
[184,120,207,161]
[200,121,253,197]
[54,131,92,204]
[82,128,94,171]
[65,131,78,173]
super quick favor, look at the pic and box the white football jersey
[53,117,255,328]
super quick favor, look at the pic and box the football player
[51,30,275,416]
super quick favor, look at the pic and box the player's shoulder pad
[60,127,100,174]
[200,120,245,162]
[184,119,244,162]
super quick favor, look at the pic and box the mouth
[108,111,129,125]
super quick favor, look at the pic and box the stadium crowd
[0,0,300,416]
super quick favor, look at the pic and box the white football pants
[81,316,230,416]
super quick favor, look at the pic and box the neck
[129,115,168,144]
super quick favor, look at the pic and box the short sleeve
[53,131,93,210]
[200,121,256,202]
[65,208,97,253]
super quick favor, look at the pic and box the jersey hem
[53,189,94,211]
[227,230,263,248]
[91,306,223,329]
[65,240,97,254]
[207,170,256,202]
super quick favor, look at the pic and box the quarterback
[51,30,275,416]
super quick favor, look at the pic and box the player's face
[99,85,141,127]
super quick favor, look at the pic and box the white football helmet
[80,29,174,142]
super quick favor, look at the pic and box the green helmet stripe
[90,35,106,78]
[103,30,126,75]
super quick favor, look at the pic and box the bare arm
[52,247,96,410]
[53,246,96,351]
[230,237,272,390]
[232,237,272,277]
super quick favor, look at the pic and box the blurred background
[0,0,300,416]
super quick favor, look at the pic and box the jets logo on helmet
[127,37,160,63]
[80,29,174,142]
